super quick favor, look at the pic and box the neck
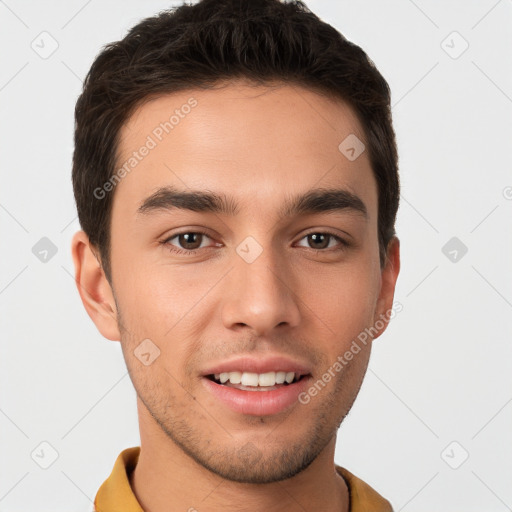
[130,400,349,512]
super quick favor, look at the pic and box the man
[71,0,400,510]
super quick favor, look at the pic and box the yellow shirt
[94,447,393,512]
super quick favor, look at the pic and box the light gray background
[1,1,511,511]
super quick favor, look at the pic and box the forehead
[112,81,377,222]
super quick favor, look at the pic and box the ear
[71,230,121,341]
[372,236,401,340]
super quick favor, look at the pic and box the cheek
[307,261,381,343]
[115,265,215,373]
[116,263,198,333]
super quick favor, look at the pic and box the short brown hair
[72,0,399,284]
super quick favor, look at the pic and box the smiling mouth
[205,371,309,391]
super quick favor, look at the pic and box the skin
[71,80,400,512]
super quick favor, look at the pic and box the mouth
[202,370,312,416]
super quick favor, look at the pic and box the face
[81,81,399,484]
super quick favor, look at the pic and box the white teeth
[212,370,300,386]
[241,372,259,386]
[275,371,286,384]
[258,372,276,387]
[285,372,295,384]
[228,371,242,384]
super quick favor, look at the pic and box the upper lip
[201,355,312,376]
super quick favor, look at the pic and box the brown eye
[176,232,204,250]
[296,232,349,252]
[162,230,214,255]
[307,233,330,249]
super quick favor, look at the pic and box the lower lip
[202,376,311,416]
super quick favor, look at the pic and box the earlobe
[70,230,121,341]
[373,236,401,340]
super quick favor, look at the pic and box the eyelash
[160,229,350,256]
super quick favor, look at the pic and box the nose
[221,244,301,336]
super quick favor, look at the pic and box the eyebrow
[136,185,368,220]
